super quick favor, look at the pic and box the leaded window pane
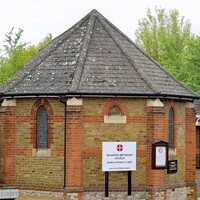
[196,127,200,168]
[168,107,174,148]
[37,106,48,148]
[108,106,121,116]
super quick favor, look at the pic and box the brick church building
[0,9,199,200]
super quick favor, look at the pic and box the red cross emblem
[117,144,123,151]
[158,147,163,153]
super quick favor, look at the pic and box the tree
[0,28,52,86]
[183,37,200,93]
[135,7,200,94]
[0,28,27,84]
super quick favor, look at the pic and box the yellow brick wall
[15,98,64,189]
[163,100,187,184]
[9,97,193,195]
[82,98,147,188]
[16,156,64,188]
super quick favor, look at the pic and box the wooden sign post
[105,171,109,197]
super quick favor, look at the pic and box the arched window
[37,105,48,149]
[168,107,174,148]
[104,105,126,123]
[102,99,128,124]
[108,105,121,116]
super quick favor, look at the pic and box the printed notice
[102,142,136,172]
[155,146,166,166]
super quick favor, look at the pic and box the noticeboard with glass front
[152,141,168,169]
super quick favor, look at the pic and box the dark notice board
[167,160,178,174]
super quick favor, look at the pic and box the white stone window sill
[104,115,126,123]
[32,148,51,157]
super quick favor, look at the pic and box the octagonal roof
[0,9,198,100]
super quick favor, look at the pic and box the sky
[1,0,200,50]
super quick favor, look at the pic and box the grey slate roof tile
[0,9,198,99]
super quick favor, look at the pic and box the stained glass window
[168,107,174,148]
[37,106,48,148]
[108,106,121,116]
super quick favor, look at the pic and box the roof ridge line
[96,12,160,94]
[0,11,91,94]
[69,10,97,93]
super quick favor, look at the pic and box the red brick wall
[0,107,6,184]
[0,105,16,185]
[65,105,83,197]
[185,106,197,199]
[146,106,165,199]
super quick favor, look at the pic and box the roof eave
[0,92,199,101]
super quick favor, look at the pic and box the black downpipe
[59,96,67,188]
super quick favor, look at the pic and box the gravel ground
[15,170,200,200]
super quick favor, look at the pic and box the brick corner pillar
[0,105,6,184]
[146,99,166,200]
[185,102,197,200]
[65,97,83,200]
[0,99,17,186]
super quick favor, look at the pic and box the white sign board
[102,142,136,172]
[155,146,167,166]
[0,189,19,199]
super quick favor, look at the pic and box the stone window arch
[168,107,174,148]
